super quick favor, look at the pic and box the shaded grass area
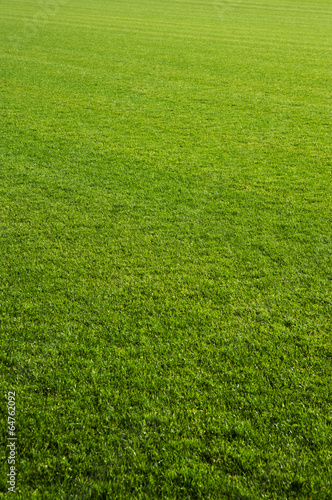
[0,0,331,498]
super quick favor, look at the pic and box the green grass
[1,0,332,498]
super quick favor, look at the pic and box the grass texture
[0,0,332,498]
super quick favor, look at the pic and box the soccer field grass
[1,0,331,498]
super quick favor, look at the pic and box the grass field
[1,0,332,498]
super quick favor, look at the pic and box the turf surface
[1,0,332,498]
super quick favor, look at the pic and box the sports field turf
[1,0,331,498]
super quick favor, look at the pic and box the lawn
[0,0,331,498]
